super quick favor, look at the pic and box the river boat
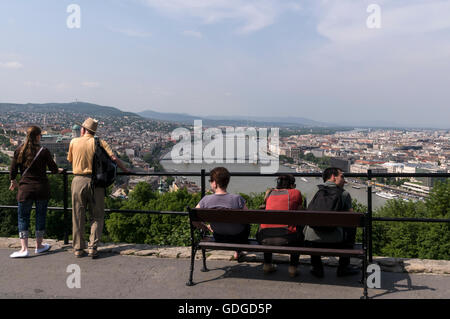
[376,192,398,200]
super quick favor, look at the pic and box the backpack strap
[91,137,101,203]
[329,186,345,211]
[264,188,274,204]
[20,147,44,181]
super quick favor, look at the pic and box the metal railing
[1,169,449,262]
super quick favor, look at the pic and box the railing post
[201,169,206,198]
[63,170,69,245]
[367,169,373,262]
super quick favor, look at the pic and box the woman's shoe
[35,244,51,254]
[263,263,277,274]
[10,250,29,258]
[310,266,324,278]
[288,265,299,278]
[232,251,246,262]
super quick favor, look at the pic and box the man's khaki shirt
[67,133,115,175]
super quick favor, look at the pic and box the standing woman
[9,125,62,258]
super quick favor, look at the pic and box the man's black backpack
[92,137,117,188]
[307,184,344,232]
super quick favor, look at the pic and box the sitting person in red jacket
[257,174,304,277]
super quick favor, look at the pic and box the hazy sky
[1,0,449,128]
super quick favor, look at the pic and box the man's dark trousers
[308,227,357,270]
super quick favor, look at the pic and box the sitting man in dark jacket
[303,167,360,278]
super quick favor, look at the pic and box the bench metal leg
[362,256,368,299]
[201,248,209,272]
[186,246,198,286]
[360,258,365,285]
[361,226,369,299]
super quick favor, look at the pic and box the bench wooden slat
[198,240,363,257]
[190,208,365,227]
[200,237,362,249]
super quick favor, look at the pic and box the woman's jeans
[257,228,303,266]
[18,199,48,239]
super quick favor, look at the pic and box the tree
[0,152,11,165]
[375,200,426,258]
[0,174,19,236]
[416,181,450,259]
[105,184,200,245]
[0,173,68,239]
[372,180,450,260]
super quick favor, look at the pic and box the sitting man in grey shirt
[195,167,250,259]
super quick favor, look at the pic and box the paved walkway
[1,237,450,274]
[1,248,449,299]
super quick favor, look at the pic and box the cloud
[141,0,301,33]
[55,82,70,90]
[24,81,71,89]
[315,0,450,44]
[0,61,23,69]
[149,87,173,97]
[108,26,152,38]
[286,0,450,127]
[24,81,46,88]
[82,81,101,88]
[182,30,203,38]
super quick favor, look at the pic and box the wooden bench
[186,207,369,299]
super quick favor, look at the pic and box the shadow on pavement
[190,262,437,299]
[193,262,364,288]
[368,271,436,298]
[22,244,139,260]
[10,246,69,259]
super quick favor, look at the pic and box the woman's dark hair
[209,167,230,189]
[17,126,41,167]
[276,174,296,189]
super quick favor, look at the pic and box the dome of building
[72,124,81,130]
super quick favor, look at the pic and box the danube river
[160,160,389,210]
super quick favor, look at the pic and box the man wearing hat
[67,118,129,258]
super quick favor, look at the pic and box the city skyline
[1,0,450,128]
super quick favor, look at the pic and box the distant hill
[2,102,445,129]
[138,110,199,123]
[2,103,330,127]
[138,110,333,127]
[0,102,139,118]
[205,115,329,127]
